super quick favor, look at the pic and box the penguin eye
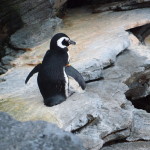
[62,39,69,46]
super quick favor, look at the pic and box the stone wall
[0,0,150,51]
[0,0,67,50]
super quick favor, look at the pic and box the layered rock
[0,0,66,49]
[92,0,150,13]
[0,0,67,74]
[1,7,150,150]
[67,0,150,10]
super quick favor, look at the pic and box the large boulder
[10,17,62,49]
[0,0,67,49]
[0,112,86,150]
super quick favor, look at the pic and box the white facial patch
[57,37,69,48]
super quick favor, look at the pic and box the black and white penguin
[25,33,86,107]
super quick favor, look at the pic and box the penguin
[25,33,86,107]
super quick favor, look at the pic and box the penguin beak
[68,39,76,45]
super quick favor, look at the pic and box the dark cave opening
[67,0,88,8]
[127,23,150,45]
[126,95,150,113]
[124,70,150,113]
[66,0,125,8]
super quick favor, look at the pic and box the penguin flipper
[65,65,86,90]
[25,64,41,84]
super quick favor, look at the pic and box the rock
[0,45,5,60]
[127,110,150,141]
[92,0,150,13]
[125,69,150,100]
[101,141,150,150]
[0,112,86,150]
[0,63,7,75]
[67,8,150,81]
[1,55,15,65]
[0,46,24,75]
[1,7,150,150]
[124,34,150,112]
[0,47,142,150]
[10,17,62,48]
[4,46,19,56]
[0,0,67,48]
[145,35,150,47]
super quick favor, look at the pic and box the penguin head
[50,33,76,52]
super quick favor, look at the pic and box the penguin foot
[44,95,66,107]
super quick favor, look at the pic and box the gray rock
[75,35,150,149]
[76,79,133,150]
[0,112,86,150]
[101,141,150,150]
[92,0,150,13]
[127,110,150,141]
[71,8,150,81]
[0,63,7,75]
[4,46,21,57]
[1,7,150,150]
[10,17,62,48]
[1,55,15,65]
[0,68,7,75]
[0,0,66,48]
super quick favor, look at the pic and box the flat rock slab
[12,8,150,81]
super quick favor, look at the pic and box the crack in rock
[71,115,100,134]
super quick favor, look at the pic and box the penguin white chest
[67,51,70,62]
[63,67,69,97]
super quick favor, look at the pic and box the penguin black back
[25,33,86,107]
[37,33,76,106]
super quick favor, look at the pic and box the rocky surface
[0,0,66,49]
[101,141,150,150]
[0,46,24,75]
[0,112,86,150]
[0,0,67,74]
[1,7,150,150]
[92,0,150,13]
[10,17,62,48]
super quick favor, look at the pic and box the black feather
[65,65,86,90]
[25,64,41,84]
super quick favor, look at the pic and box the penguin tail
[44,95,66,107]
